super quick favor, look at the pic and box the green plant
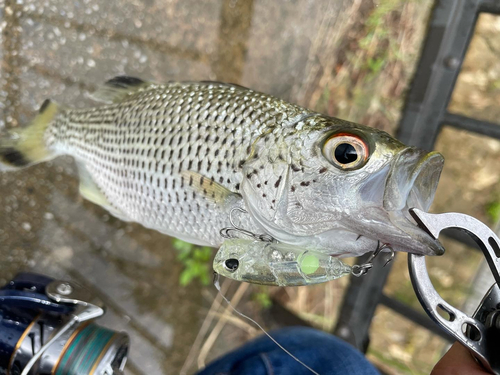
[173,239,212,286]
[252,286,273,309]
[486,200,500,223]
[252,291,273,309]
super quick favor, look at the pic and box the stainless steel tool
[408,208,500,374]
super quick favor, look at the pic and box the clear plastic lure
[213,239,352,286]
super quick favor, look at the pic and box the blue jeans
[197,326,380,375]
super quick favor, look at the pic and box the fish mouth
[383,148,445,255]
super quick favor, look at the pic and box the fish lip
[383,148,445,255]
[383,148,444,212]
[388,210,445,256]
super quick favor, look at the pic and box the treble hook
[220,207,275,243]
[352,242,395,277]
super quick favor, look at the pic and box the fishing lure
[213,238,353,286]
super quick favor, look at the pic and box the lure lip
[383,148,445,255]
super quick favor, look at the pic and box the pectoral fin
[181,170,241,207]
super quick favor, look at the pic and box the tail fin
[0,99,58,170]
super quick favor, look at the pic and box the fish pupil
[334,143,357,164]
[224,258,239,272]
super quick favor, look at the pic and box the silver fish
[213,238,352,286]
[0,76,444,256]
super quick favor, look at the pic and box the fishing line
[213,273,320,375]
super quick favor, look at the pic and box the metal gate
[334,0,500,352]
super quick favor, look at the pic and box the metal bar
[334,0,484,353]
[442,112,500,140]
[479,0,500,14]
[334,254,393,352]
[379,294,453,342]
[397,0,479,150]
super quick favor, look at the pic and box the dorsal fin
[90,76,150,104]
[199,81,249,90]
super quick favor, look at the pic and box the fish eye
[224,258,239,273]
[322,133,369,170]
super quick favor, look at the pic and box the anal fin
[77,162,130,221]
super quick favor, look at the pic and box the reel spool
[0,273,129,375]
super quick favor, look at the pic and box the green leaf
[179,269,195,286]
[487,201,500,223]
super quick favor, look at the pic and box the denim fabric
[197,326,380,375]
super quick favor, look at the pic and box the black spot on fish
[291,164,301,172]
[274,176,282,188]
[300,181,310,187]
[262,194,267,198]
[291,185,296,192]
[235,183,240,190]
[256,183,261,188]
[319,167,328,174]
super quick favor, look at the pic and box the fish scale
[43,81,307,245]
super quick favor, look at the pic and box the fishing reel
[0,272,129,375]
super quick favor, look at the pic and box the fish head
[241,115,444,257]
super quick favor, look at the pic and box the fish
[0,75,444,257]
[213,238,352,286]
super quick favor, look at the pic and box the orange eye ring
[322,133,369,170]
